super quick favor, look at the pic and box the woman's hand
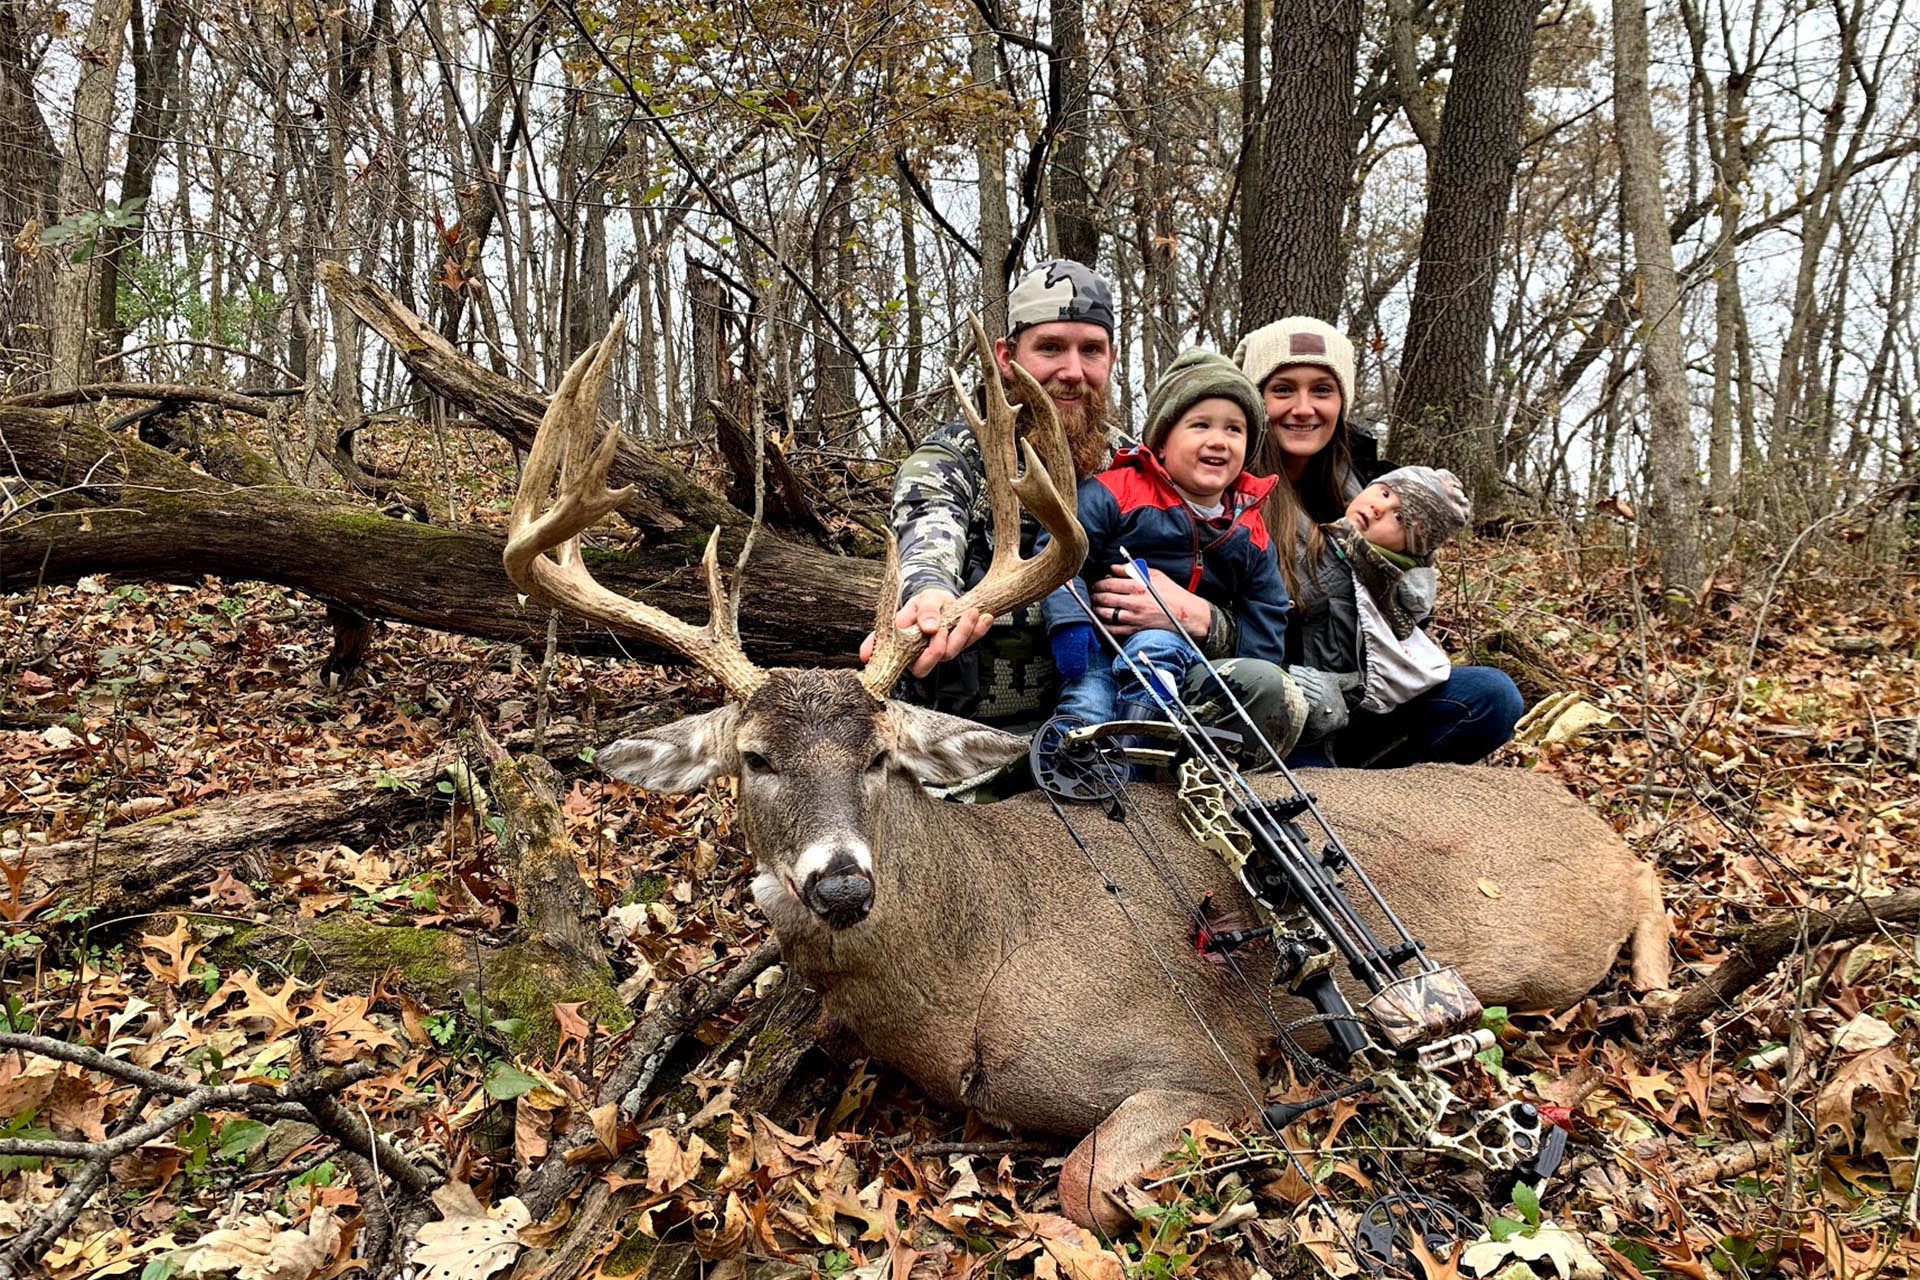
[1087,565,1212,639]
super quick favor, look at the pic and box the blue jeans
[1055,629,1194,724]
[1285,665,1523,769]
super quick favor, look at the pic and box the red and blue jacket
[1039,445,1291,662]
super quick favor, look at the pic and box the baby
[1316,464,1472,719]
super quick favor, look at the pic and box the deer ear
[889,703,1029,785]
[598,706,741,793]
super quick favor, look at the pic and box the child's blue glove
[1051,622,1097,680]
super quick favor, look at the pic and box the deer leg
[1629,859,1672,991]
[1057,1089,1243,1235]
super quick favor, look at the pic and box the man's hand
[1087,565,1211,638]
[856,589,994,679]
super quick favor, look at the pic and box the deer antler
[505,317,767,702]
[861,314,1088,697]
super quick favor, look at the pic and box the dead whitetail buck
[505,318,1670,1235]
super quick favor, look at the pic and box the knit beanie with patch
[1232,316,1356,412]
[1142,348,1266,455]
[1376,465,1471,557]
[1006,260,1116,338]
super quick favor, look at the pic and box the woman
[1088,318,1521,767]
[1231,316,1522,767]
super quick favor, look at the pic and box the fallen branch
[4,381,279,417]
[515,938,783,1220]
[1651,889,1920,1051]
[0,1035,417,1275]
[1659,1136,1794,1192]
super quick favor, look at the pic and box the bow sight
[1029,562,1566,1266]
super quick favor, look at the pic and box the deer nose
[802,850,873,928]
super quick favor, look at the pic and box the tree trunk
[973,25,1012,334]
[1235,0,1264,330]
[50,0,134,390]
[1048,0,1097,267]
[0,2,60,388]
[95,0,188,375]
[1243,0,1360,323]
[1611,0,1700,601]
[1389,0,1541,506]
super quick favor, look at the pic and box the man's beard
[1012,379,1114,479]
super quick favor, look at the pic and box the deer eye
[741,751,772,773]
[865,750,889,774]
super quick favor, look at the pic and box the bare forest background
[5,0,1920,1277]
[3,0,1918,597]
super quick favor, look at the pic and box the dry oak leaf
[140,916,206,985]
[1814,1044,1915,1147]
[202,971,305,1037]
[181,1211,343,1280]
[642,1126,717,1194]
[411,1182,531,1280]
[42,1227,135,1280]
[1020,1212,1125,1280]
[0,1053,62,1116]
[1461,1225,1605,1279]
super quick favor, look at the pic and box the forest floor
[2,442,1917,1280]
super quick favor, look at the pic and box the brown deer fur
[600,668,1669,1232]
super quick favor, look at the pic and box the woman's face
[1261,364,1342,477]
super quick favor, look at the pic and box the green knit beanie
[1142,348,1266,456]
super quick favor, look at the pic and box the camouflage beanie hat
[1143,348,1266,456]
[1006,260,1116,337]
[1375,465,1471,557]
[1232,316,1356,412]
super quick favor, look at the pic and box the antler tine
[504,317,768,703]
[861,313,1089,697]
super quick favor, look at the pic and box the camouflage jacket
[889,415,1236,728]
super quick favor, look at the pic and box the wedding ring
[1110,607,1122,625]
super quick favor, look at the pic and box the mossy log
[17,748,465,921]
[2,406,877,664]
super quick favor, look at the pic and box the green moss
[301,916,462,992]
[600,1223,657,1276]
[316,509,472,546]
[750,1026,790,1059]
[480,940,629,1052]
[122,805,205,828]
[620,874,667,906]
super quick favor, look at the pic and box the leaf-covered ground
[3,473,1917,1280]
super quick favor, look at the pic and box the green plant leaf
[484,1063,541,1100]
[1511,1180,1541,1225]
[216,1118,270,1161]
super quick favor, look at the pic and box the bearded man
[875,261,1298,743]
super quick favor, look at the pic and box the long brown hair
[1246,394,1356,604]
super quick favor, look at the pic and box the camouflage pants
[1175,656,1309,765]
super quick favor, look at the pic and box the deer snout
[794,841,874,929]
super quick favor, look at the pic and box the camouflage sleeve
[1201,604,1238,659]
[891,420,984,604]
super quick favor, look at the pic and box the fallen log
[1,406,878,662]
[18,749,464,921]
[1651,888,1920,1052]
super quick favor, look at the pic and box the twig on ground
[515,939,783,1220]
[0,1035,418,1275]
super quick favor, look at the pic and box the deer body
[602,670,1669,1229]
